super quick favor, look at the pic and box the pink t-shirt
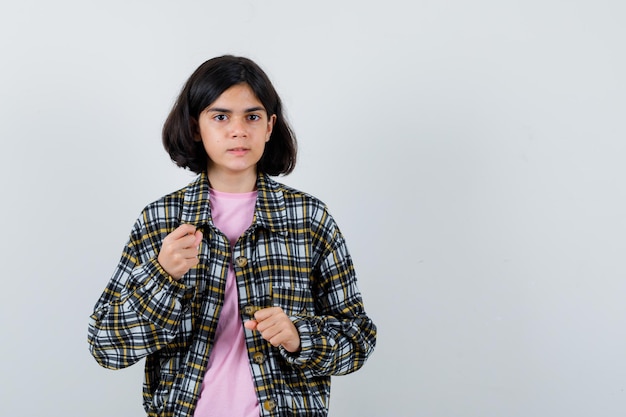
[193,189,259,417]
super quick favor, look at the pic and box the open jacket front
[88,172,377,417]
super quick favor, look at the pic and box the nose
[229,117,247,138]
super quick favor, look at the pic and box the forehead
[208,83,265,110]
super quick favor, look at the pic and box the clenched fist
[157,224,203,280]
[244,307,301,353]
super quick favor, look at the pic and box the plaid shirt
[88,173,377,417]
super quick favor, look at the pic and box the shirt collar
[180,172,288,236]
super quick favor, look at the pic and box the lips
[227,147,250,155]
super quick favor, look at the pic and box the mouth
[227,147,250,155]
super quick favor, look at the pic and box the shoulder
[136,174,204,228]
[141,183,187,218]
[263,175,340,231]
[264,176,329,213]
[269,177,322,203]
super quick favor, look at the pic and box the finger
[254,307,283,322]
[169,224,197,240]
[265,324,300,352]
[244,320,258,331]
[181,232,202,252]
[180,233,201,250]
[180,247,200,260]
[268,331,290,348]
[193,230,203,246]
[255,315,280,333]
[258,324,281,343]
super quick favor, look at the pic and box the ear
[266,114,276,142]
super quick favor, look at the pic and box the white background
[1,1,625,416]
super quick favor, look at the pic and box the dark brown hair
[162,55,297,175]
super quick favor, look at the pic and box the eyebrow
[205,106,266,113]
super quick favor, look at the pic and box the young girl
[88,55,376,417]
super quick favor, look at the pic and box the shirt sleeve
[87,218,192,370]
[278,207,377,377]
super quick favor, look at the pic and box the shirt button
[263,399,277,411]
[235,256,248,267]
[253,352,265,364]
[242,305,258,317]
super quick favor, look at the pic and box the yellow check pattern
[88,173,376,417]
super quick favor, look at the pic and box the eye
[213,114,228,121]
[247,114,261,121]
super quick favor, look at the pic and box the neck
[206,169,257,193]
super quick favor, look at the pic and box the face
[195,83,276,183]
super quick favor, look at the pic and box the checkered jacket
[88,172,377,417]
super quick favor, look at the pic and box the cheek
[198,126,221,146]
[199,137,221,159]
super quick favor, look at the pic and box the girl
[88,55,376,417]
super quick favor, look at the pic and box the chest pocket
[271,284,316,317]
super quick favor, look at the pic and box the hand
[157,224,203,280]
[244,307,301,353]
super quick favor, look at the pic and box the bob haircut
[162,55,297,176]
